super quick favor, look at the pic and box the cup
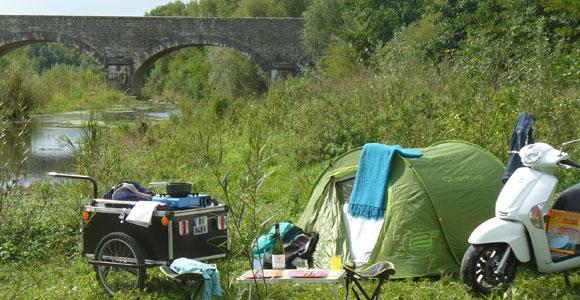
[329,256,342,271]
[252,256,264,272]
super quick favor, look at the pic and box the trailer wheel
[94,232,146,296]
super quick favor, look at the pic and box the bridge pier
[268,62,298,81]
[105,58,134,93]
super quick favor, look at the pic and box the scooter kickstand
[564,271,570,288]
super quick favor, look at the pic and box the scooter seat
[553,183,580,213]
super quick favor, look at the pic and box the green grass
[29,65,135,115]
[0,257,578,299]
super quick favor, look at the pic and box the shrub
[0,61,36,119]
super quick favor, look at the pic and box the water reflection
[2,103,178,186]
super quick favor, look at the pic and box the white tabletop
[237,269,345,284]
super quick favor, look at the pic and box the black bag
[263,231,320,269]
[252,222,304,256]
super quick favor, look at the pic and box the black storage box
[82,201,229,264]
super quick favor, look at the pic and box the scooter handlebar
[559,159,580,169]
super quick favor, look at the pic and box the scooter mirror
[559,138,580,155]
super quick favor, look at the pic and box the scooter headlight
[528,204,543,229]
[520,144,542,166]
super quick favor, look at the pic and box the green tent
[298,141,504,278]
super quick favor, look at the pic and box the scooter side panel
[468,218,531,262]
[496,168,557,215]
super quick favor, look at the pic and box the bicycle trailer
[49,172,229,295]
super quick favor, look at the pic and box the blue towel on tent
[170,258,221,300]
[348,143,422,219]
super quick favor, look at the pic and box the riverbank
[0,60,138,118]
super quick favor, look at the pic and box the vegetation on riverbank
[0,0,578,299]
[0,44,130,118]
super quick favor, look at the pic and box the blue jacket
[502,112,535,183]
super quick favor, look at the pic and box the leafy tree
[188,0,240,17]
[431,0,479,56]
[146,1,188,16]
[341,0,427,59]
[147,0,241,18]
[430,0,577,84]
[235,0,287,17]
[433,0,578,55]
[541,0,580,44]
[280,0,310,17]
[1,43,99,74]
[207,48,267,99]
[143,48,211,100]
[304,0,346,59]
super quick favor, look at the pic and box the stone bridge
[0,15,306,95]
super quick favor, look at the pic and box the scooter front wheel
[461,243,517,294]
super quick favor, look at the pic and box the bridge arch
[131,35,271,94]
[0,31,105,67]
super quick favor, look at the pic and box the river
[1,102,178,187]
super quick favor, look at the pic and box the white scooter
[461,139,580,294]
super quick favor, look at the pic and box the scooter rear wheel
[461,243,517,294]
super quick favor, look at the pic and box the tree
[541,0,580,44]
[342,0,427,59]
[146,1,188,16]
[207,48,267,99]
[304,0,346,59]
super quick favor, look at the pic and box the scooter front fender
[468,218,531,262]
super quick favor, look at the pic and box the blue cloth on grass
[170,258,221,300]
[348,143,422,219]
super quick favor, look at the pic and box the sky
[0,0,177,16]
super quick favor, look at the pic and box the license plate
[193,216,208,235]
